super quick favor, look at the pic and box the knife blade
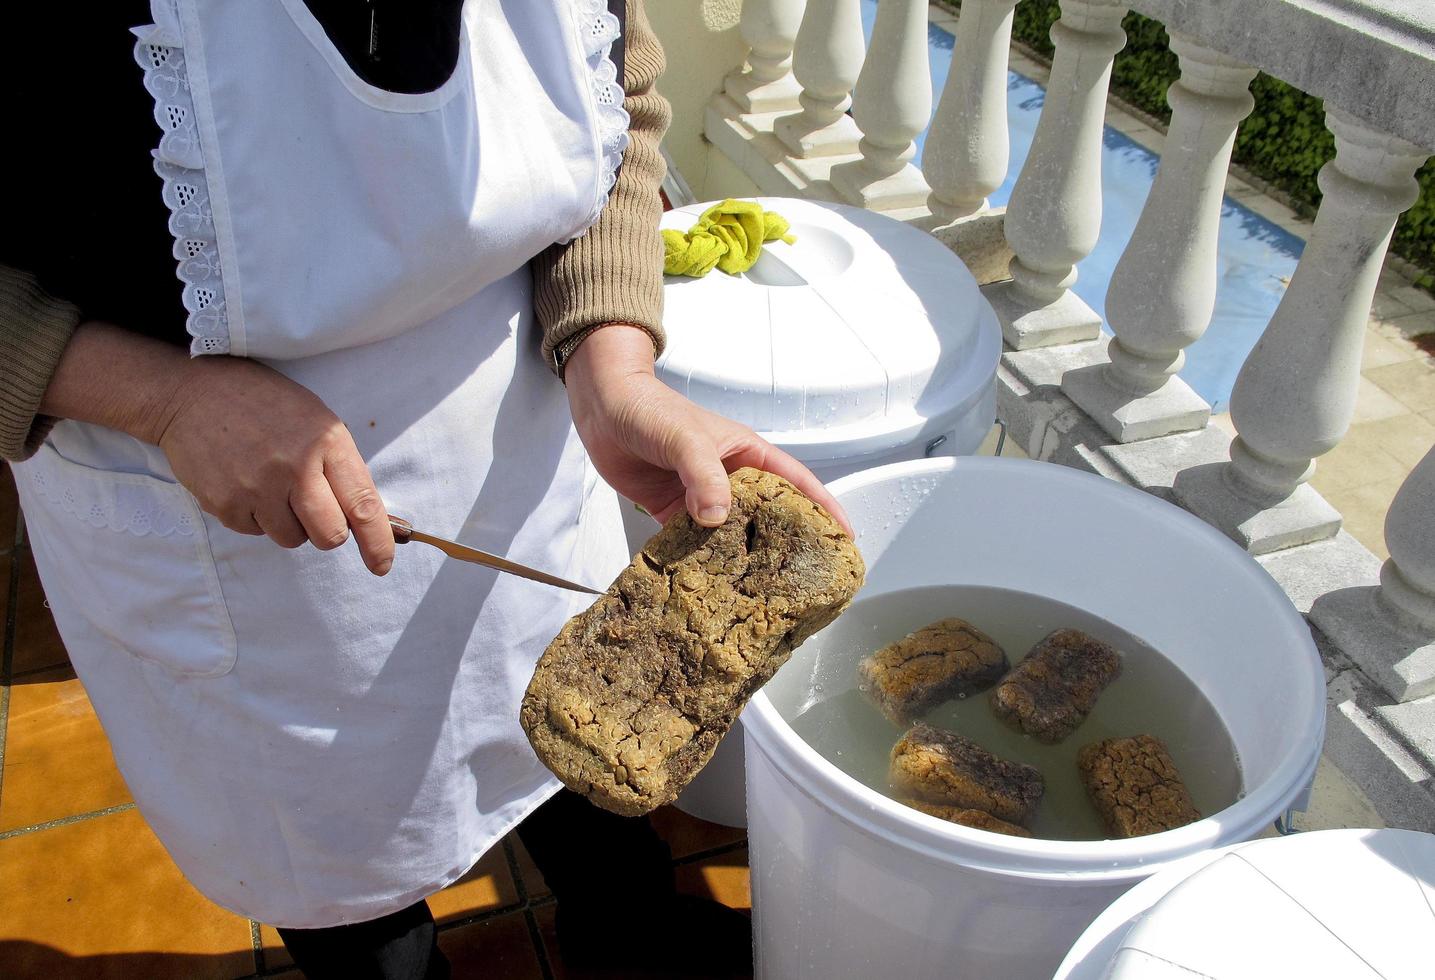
[388,515,603,595]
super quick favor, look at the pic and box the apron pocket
[20,442,238,678]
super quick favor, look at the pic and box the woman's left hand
[564,324,853,535]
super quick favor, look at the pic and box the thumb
[672,433,733,527]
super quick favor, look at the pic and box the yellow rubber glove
[663,199,796,278]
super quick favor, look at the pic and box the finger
[324,448,394,575]
[670,432,734,527]
[254,504,309,549]
[727,442,855,538]
[290,475,350,551]
[217,508,264,536]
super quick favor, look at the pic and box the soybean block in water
[1078,735,1201,838]
[990,628,1122,743]
[889,722,1044,827]
[521,468,865,817]
[857,618,1008,724]
[901,798,1033,838]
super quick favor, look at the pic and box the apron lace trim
[571,0,631,239]
[133,0,230,356]
[26,466,198,538]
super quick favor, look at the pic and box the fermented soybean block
[991,628,1122,743]
[858,618,1008,724]
[1078,734,1201,838]
[521,468,865,816]
[889,722,1044,827]
[901,798,1033,838]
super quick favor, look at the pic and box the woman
[1,2,847,976]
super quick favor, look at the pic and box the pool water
[785,585,1244,840]
[859,2,1306,411]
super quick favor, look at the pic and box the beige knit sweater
[0,0,670,462]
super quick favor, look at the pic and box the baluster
[774,0,866,158]
[1062,35,1256,441]
[724,0,807,114]
[922,0,1020,282]
[1174,110,1429,555]
[1311,447,1435,702]
[829,0,932,211]
[985,0,1127,349]
[925,0,1021,221]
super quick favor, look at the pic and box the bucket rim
[744,456,1327,882]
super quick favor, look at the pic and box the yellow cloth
[662,199,796,278]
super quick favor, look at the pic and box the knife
[388,515,603,595]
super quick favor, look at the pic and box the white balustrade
[829,0,933,211]
[725,0,807,113]
[775,0,866,158]
[985,0,1128,349]
[1175,109,1429,555]
[1062,35,1256,441]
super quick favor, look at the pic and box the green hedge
[1000,1,1435,287]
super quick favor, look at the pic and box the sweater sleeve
[0,265,82,462]
[532,0,671,371]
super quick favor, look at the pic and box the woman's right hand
[40,322,395,574]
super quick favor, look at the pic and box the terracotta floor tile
[676,847,752,911]
[1,666,131,831]
[260,845,521,967]
[428,844,520,924]
[535,899,752,980]
[437,910,544,979]
[651,805,747,861]
[0,808,254,980]
[258,920,292,972]
[508,832,551,899]
[10,550,71,677]
[1366,359,1435,412]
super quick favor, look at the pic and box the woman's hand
[40,323,395,574]
[563,324,852,534]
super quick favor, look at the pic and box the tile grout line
[672,837,749,867]
[249,918,266,976]
[0,800,137,841]
[522,906,556,980]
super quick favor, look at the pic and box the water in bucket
[787,586,1244,841]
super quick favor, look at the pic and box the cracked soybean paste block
[521,468,865,816]
[783,586,1242,840]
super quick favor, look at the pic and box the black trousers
[277,788,674,979]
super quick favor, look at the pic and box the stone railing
[701,0,1435,827]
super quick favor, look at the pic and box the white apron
[12,0,631,927]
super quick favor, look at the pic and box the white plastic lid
[657,197,999,463]
[1104,829,1435,979]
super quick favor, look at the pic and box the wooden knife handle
[389,515,415,545]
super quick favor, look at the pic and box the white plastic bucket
[743,456,1326,979]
